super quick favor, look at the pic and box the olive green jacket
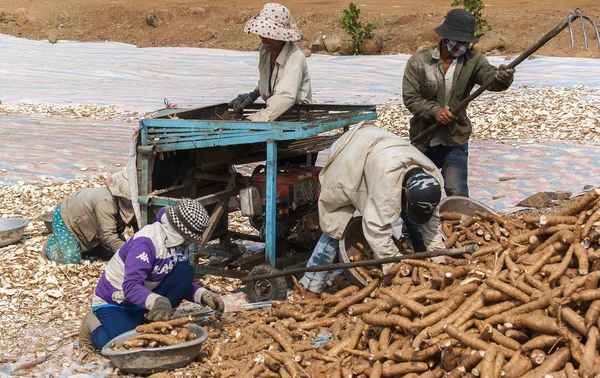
[402,43,512,152]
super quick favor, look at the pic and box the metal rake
[568,8,600,51]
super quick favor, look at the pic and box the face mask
[445,39,469,58]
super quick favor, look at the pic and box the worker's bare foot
[303,290,319,300]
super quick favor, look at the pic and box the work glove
[145,296,174,321]
[495,64,515,86]
[228,91,259,113]
[198,290,225,315]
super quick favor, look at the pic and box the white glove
[229,91,259,113]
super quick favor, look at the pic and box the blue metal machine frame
[136,103,376,268]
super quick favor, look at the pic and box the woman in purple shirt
[78,198,224,350]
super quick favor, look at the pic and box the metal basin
[38,212,54,233]
[338,216,372,288]
[438,196,497,219]
[438,197,497,241]
[0,218,30,247]
[101,324,208,375]
[338,198,496,286]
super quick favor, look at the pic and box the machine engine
[241,165,322,255]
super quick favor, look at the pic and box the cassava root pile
[375,85,600,144]
[109,317,197,350]
[201,188,600,378]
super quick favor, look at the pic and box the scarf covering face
[118,197,135,224]
[160,214,191,263]
[445,39,470,58]
[160,212,186,248]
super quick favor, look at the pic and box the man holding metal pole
[402,8,515,198]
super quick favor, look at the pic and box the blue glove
[229,91,259,113]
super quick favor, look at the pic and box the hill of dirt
[1,0,599,58]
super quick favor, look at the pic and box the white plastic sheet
[1,34,599,111]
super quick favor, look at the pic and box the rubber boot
[78,311,101,349]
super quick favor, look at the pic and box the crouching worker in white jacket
[299,121,445,298]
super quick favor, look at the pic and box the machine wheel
[245,265,288,303]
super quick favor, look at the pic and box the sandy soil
[1,0,599,58]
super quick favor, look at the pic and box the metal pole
[242,244,478,282]
[265,140,278,266]
[138,122,153,227]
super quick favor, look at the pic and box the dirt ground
[2,0,599,58]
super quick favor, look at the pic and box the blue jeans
[298,233,340,293]
[91,261,194,349]
[425,144,469,197]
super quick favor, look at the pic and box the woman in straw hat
[78,198,225,350]
[229,3,312,123]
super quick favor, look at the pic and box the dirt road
[2,0,599,58]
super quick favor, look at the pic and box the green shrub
[339,2,373,55]
[451,0,488,37]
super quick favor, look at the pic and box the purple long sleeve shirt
[92,209,204,311]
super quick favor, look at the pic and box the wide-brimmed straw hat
[165,198,210,244]
[244,3,301,42]
[434,8,479,43]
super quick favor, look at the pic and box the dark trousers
[403,220,427,252]
[91,261,194,349]
[425,143,469,197]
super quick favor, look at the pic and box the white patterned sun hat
[244,3,301,42]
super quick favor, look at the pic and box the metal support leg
[139,153,155,227]
[266,140,277,266]
[139,155,149,227]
